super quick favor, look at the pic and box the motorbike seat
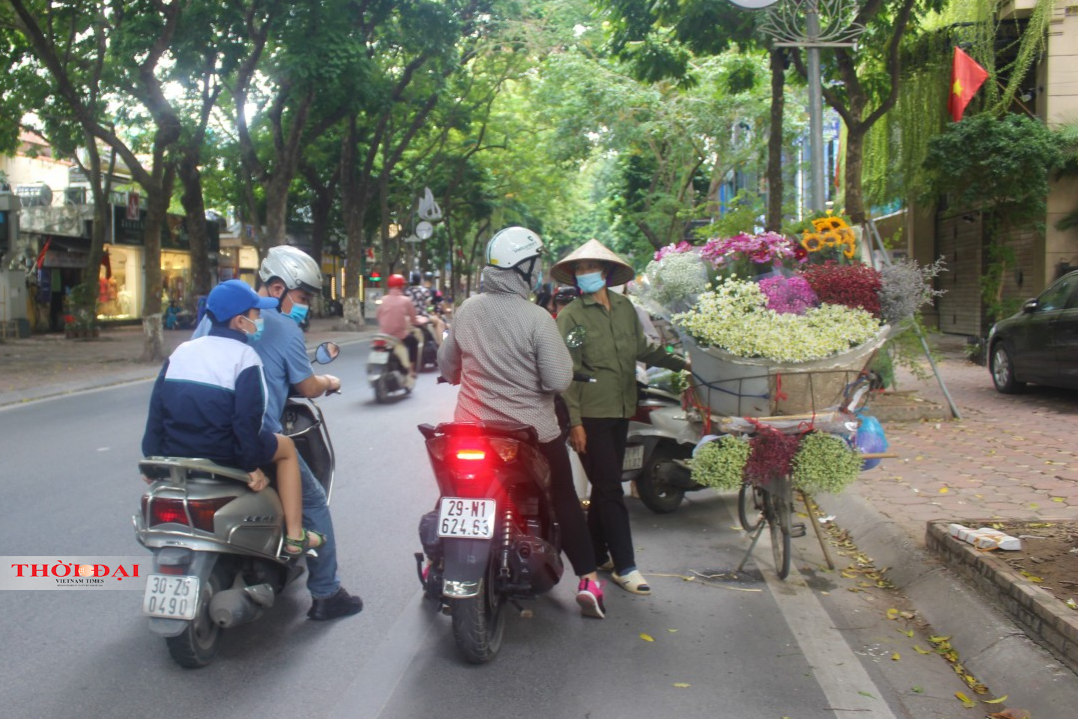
[420,421,540,447]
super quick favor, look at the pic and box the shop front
[95,244,143,322]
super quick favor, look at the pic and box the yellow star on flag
[952,78,963,96]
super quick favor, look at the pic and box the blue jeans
[299,454,341,599]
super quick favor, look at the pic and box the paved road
[0,335,983,719]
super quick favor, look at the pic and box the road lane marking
[732,502,901,719]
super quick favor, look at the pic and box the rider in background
[407,271,446,342]
[438,226,606,619]
[377,273,419,374]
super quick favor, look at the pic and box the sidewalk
[4,323,1078,711]
[0,317,374,407]
[816,337,1078,717]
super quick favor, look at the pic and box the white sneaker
[611,569,651,595]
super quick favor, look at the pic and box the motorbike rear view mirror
[315,342,340,364]
[565,325,586,349]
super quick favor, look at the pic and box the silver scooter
[622,368,703,514]
[133,342,339,668]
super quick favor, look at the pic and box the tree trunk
[766,48,786,232]
[844,126,867,225]
[140,168,176,362]
[178,151,212,306]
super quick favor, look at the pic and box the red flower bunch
[799,261,882,318]
[744,424,801,486]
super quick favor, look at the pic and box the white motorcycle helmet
[258,245,322,294]
[486,226,543,286]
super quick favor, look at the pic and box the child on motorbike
[141,280,324,558]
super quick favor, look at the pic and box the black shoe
[307,587,364,621]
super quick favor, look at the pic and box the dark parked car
[988,270,1078,393]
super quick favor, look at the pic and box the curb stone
[816,490,1078,718]
[927,520,1078,676]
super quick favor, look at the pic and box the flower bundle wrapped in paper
[635,216,938,418]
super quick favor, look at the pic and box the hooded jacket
[438,267,572,443]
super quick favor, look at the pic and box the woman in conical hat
[552,239,689,596]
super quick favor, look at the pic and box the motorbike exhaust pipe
[209,585,272,628]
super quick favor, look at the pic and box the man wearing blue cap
[142,280,323,556]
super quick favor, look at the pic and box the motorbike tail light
[144,496,234,532]
[456,448,486,461]
[488,438,519,463]
[427,436,447,462]
[371,339,389,349]
[188,497,235,532]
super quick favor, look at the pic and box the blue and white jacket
[142,327,277,471]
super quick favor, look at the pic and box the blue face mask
[576,272,606,294]
[287,302,309,325]
[242,316,264,343]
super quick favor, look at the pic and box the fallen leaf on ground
[982,695,1008,704]
[891,652,900,661]
[639,633,654,642]
[672,682,690,688]
[955,691,975,708]
[913,645,931,654]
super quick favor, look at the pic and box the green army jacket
[556,291,686,426]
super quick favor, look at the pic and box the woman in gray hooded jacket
[438,226,606,619]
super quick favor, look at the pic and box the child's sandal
[283,529,327,556]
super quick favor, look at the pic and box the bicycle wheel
[737,482,764,532]
[767,477,792,579]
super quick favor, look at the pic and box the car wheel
[990,341,1026,394]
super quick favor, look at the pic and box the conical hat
[551,239,635,287]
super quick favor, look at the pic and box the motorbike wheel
[635,447,685,514]
[737,483,765,532]
[450,575,505,664]
[420,342,439,373]
[374,374,391,404]
[165,564,231,668]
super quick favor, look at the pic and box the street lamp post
[728,0,864,213]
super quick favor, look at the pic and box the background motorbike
[622,368,703,514]
[133,342,339,668]
[367,333,415,403]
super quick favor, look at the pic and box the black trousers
[577,417,634,573]
[537,438,596,578]
[402,333,419,368]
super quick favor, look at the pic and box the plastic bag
[855,412,888,471]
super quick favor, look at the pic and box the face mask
[241,316,264,343]
[576,272,605,294]
[287,302,309,325]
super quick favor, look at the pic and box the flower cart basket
[681,325,892,418]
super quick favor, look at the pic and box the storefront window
[162,250,192,307]
[96,245,142,321]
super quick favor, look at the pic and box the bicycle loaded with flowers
[634,215,943,501]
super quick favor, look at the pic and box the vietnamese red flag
[949,47,989,122]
